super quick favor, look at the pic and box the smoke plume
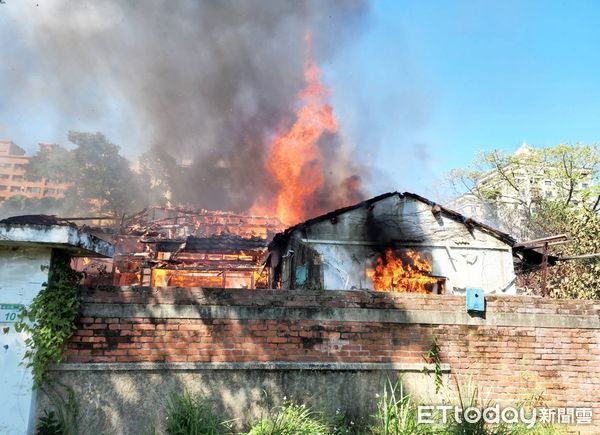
[2,0,371,215]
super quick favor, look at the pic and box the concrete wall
[0,226,113,434]
[0,246,52,435]
[41,366,444,434]
[0,224,114,257]
[37,287,600,433]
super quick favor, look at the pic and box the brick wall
[61,287,600,427]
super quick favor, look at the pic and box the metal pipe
[558,253,600,261]
[541,241,549,297]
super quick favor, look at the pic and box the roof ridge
[269,192,515,249]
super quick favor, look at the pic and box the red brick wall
[64,288,600,422]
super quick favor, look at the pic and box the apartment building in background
[0,140,70,203]
[447,143,594,240]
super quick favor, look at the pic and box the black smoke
[2,0,371,212]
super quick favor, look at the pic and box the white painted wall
[311,243,515,294]
[0,247,52,435]
[281,194,516,294]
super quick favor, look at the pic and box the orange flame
[152,268,171,287]
[366,249,439,293]
[250,33,337,225]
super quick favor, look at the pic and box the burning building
[107,207,282,288]
[267,192,517,294]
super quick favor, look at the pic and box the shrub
[494,391,565,435]
[247,401,331,435]
[15,256,82,386]
[164,391,230,435]
[36,410,63,435]
[36,383,79,435]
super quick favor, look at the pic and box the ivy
[422,337,444,394]
[15,253,82,387]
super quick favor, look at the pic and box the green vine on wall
[15,254,82,387]
[422,337,444,394]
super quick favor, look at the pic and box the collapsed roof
[149,234,268,253]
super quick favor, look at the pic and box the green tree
[23,131,158,219]
[447,143,599,238]
[542,144,600,208]
[528,203,600,299]
[135,144,176,207]
[448,143,600,299]
[0,196,75,219]
[25,144,73,183]
[66,131,145,218]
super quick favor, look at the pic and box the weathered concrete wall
[0,226,114,434]
[41,365,445,433]
[40,287,600,433]
[0,247,52,435]
[0,224,114,257]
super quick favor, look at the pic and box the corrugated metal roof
[183,234,267,253]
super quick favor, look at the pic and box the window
[582,183,589,189]
[10,186,21,192]
[0,185,6,191]
[0,174,9,180]
[27,187,40,193]
[11,175,23,182]
[544,180,552,186]
[0,163,12,170]
[13,164,27,171]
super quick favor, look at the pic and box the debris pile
[79,207,282,288]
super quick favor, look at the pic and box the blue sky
[328,0,600,197]
[2,0,600,200]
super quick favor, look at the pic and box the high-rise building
[0,140,70,203]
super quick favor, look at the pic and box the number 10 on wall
[0,304,24,323]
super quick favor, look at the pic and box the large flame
[250,33,337,225]
[366,249,439,293]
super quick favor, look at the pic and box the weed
[164,391,231,435]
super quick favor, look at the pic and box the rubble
[79,207,283,288]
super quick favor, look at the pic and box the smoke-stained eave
[269,192,516,251]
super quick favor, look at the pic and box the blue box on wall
[466,288,485,312]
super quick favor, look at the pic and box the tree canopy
[17,131,170,219]
[447,143,600,299]
[0,196,72,219]
[447,143,600,237]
